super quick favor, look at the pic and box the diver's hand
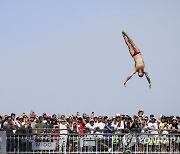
[149,84,151,89]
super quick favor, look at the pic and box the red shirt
[77,122,85,135]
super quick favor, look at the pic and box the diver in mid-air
[122,31,151,88]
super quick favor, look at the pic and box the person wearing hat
[17,115,25,127]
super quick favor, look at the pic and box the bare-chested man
[122,31,151,88]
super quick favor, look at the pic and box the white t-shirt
[96,122,105,130]
[85,123,96,134]
[148,122,158,135]
[112,121,124,130]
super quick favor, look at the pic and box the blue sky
[0,1,180,117]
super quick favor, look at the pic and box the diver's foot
[122,31,126,36]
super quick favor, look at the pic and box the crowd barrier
[2,129,180,154]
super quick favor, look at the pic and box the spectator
[104,118,114,137]
[59,118,68,152]
[124,116,132,132]
[0,115,3,129]
[150,114,155,121]
[130,116,141,133]
[84,116,90,125]
[17,115,25,127]
[104,118,114,152]
[52,125,60,144]
[52,119,58,127]
[170,117,178,133]
[10,113,16,125]
[137,109,144,118]
[147,117,158,135]
[96,116,105,130]
[82,113,87,120]
[159,116,170,135]
[85,119,96,134]
[113,114,125,131]
[42,113,47,123]
[140,117,148,133]
[35,116,46,134]
[52,114,57,120]
[178,118,180,130]
[68,121,78,152]
[77,117,85,136]
[93,116,98,126]
[3,116,15,134]
[59,118,68,136]
[3,116,16,152]
[45,116,53,133]
[29,114,36,129]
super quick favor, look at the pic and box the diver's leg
[122,31,135,56]
[122,31,140,52]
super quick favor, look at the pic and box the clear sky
[0,1,180,117]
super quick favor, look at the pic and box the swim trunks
[132,51,141,57]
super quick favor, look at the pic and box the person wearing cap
[17,115,25,127]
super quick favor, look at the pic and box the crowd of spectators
[1,110,180,153]
[0,109,180,135]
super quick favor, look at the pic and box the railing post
[111,135,113,154]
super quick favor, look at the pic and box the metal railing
[4,129,180,154]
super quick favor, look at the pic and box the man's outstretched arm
[124,68,137,87]
[144,72,151,88]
